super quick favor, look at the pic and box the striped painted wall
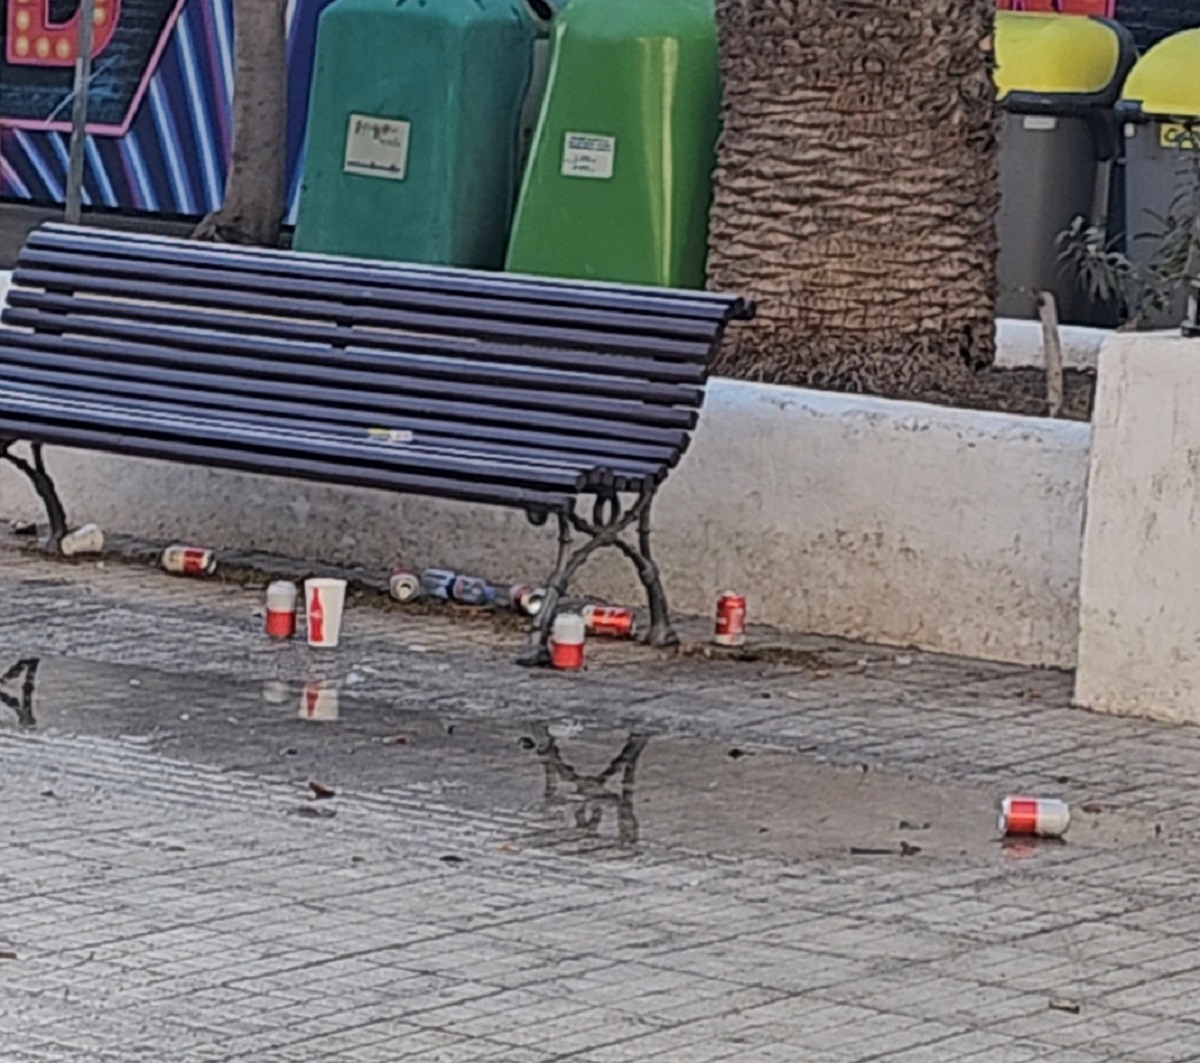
[0,0,335,220]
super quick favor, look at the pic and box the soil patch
[873,366,1096,421]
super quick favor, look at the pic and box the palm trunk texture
[708,0,1000,394]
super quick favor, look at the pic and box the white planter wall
[0,378,1091,668]
[1075,333,1200,723]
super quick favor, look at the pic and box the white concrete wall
[1075,333,1200,722]
[994,318,1107,372]
[0,379,1091,667]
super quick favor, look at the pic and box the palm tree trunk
[708,0,999,394]
[193,0,288,245]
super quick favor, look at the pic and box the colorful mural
[0,0,334,218]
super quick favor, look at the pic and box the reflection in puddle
[0,657,38,728]
[299,680,339,721]
[1001,835,1068,862]
[530,723,649,850]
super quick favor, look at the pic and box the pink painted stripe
[6,0,189,136]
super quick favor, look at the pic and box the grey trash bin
[1117,28,1200,329]
[995,12,1134,325]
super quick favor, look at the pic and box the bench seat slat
[0,409,572,512]
[0,376,672,482]
[0,342,690,449]
[0,329,700,431]
[2,305,703,408]
[29,224,752,324]
[0,389,618,493]
[0,365,680,467]
[5,290,707,386]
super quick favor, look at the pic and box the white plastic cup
[60,523,104,556]
[550,612,586,670]
[265,581,298,639]
[305,578,347,648]
[299,680,340,721]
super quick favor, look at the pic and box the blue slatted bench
[0,223,753,663]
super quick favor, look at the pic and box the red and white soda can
[999,796,1071,838]
[161,544,216,577]
[389,567,421,603]
[582,605,636,639]
[550,612,586,670]
[264,581,298,639]
[510,585,548,617]
[715,592,747,646]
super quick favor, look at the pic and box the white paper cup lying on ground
[60,523,104,556]
[305,578,347,648]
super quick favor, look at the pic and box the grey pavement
[2,536,1200,1062]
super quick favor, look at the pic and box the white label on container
[562,132,616,179]
[1022,115,1058,132]
[344,114,411,181]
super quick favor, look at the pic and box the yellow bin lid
[995,12,1127,102]
[1120,29,1200,120]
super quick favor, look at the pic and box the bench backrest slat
[4,304,702,409]
[29,224,750,323]
[7,290,706,386]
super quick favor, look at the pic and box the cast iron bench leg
[530,722,649,847]
[516,487,679,667]
[0,657,39,728]
[0,441,69,551]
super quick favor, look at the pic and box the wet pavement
[4,541,1200,1061]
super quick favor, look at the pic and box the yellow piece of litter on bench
[367,428,414,444]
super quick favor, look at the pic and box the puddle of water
[0,652,1163,865]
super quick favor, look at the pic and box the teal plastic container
[293,0,549,267]
[506,0,720,288]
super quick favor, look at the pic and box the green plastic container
[293,0,548,267]
[505,0,720,289]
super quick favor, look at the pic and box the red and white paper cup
[305,578,347,649]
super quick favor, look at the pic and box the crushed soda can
[420,568,457,600]
[999,796,1070,838]
[421,567,495,606]
[389,567,421,603]
[60,523,104,557]
[511,585,548,618]
[714,591,747,647]
[451,574,495,606]
[161,544,216,577]
[582,604,636,638]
